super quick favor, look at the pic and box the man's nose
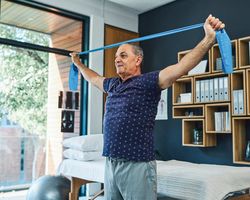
[115,57,121,64]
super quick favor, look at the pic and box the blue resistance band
[69,23,233,91]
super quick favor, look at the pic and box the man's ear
[136,56,143,67]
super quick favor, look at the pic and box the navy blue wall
[139,0,250,165]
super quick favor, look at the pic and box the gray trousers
[104,157,157,200]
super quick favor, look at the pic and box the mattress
[58,158,105,183]
[58,159,250,200]
[157,160,250,200]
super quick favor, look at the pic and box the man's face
[115,44,141,78]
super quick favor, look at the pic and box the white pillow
[63,134,103,152]
[63,149,103,161]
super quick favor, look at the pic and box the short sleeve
[142,70,162,93]
[103,77,118,93]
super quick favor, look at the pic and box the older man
[71,14,225,200]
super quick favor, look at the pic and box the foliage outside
[0,24,50,137]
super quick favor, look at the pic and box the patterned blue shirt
[103,71,162,161]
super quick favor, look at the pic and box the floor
[0,190,177,200]
[0,190,27,200]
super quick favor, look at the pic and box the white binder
[213,78,219,101]
[233,90,239,114]
[238,89,244,114]
[204,79,209,102]
[214,112,222,131]
[223,77,229,100]
[196,80,201,102]
[225,112,230,131]
[209,79,214,101]
[200,80,205,102]
[219,77,224,101]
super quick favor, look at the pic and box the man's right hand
[69,52,106,92]
[70,52,82,66]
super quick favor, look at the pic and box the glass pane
[0,0,82,51]
[0,27,82,200]
[0,23,50,47]
[0,44,48,191]
[0,3,83,198]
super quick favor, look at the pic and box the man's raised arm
[158,14,225,90]
[70,52,106,92]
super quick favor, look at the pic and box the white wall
[34,0,138,135]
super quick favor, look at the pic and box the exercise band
[78,23,204,56]
[69,23,233,91]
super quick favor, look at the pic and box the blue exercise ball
[26,175,70,200]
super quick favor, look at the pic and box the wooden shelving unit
[211,39,238,73]
[172,77,193,105]
[239,36,250,69]
[182,119,216,147]
[232,117,250,165]
[205,103,231,133]
[178,49,211,78]
[173,105,204,119]
[231,70,246,116]
[194,73,230,104]
[173,36,250,164]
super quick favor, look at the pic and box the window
[0,0,89,196]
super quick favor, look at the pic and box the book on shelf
[214,111,230,131]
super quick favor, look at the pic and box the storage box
[180,93,192,103]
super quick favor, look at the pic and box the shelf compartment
[231,70,246,116]
[211,40,238,73]
[182,119,216,147]
[205,103,231,133]
[238,36,250,69]
[232,117,250,165]
[172,77,193,105]
[194,73,230,104]
[173,105,204,119]
[178,49,211,78]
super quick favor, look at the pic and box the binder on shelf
[196,80,201,102]
[204,79,210,102]
[222,112,225,131]
[225,112,230,131]
[218,77,224,101]
[200,80,205,102]
[214,112,222,131]
[238,89,244,114]
[233,90,239,114]
[222,112,226,131]
[209,79,214,101]
[223,77,229,100]
[214,78,219,101]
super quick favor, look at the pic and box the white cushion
[63,134,103,151]
[63,149,103,161]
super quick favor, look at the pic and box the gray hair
[130,44,144,66]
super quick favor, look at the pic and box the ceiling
[0,0,81,35]
[0,0,176,35]
[108,0,176,13]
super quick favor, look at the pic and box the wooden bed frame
[69,177,250,200]
[69,177,104,200]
